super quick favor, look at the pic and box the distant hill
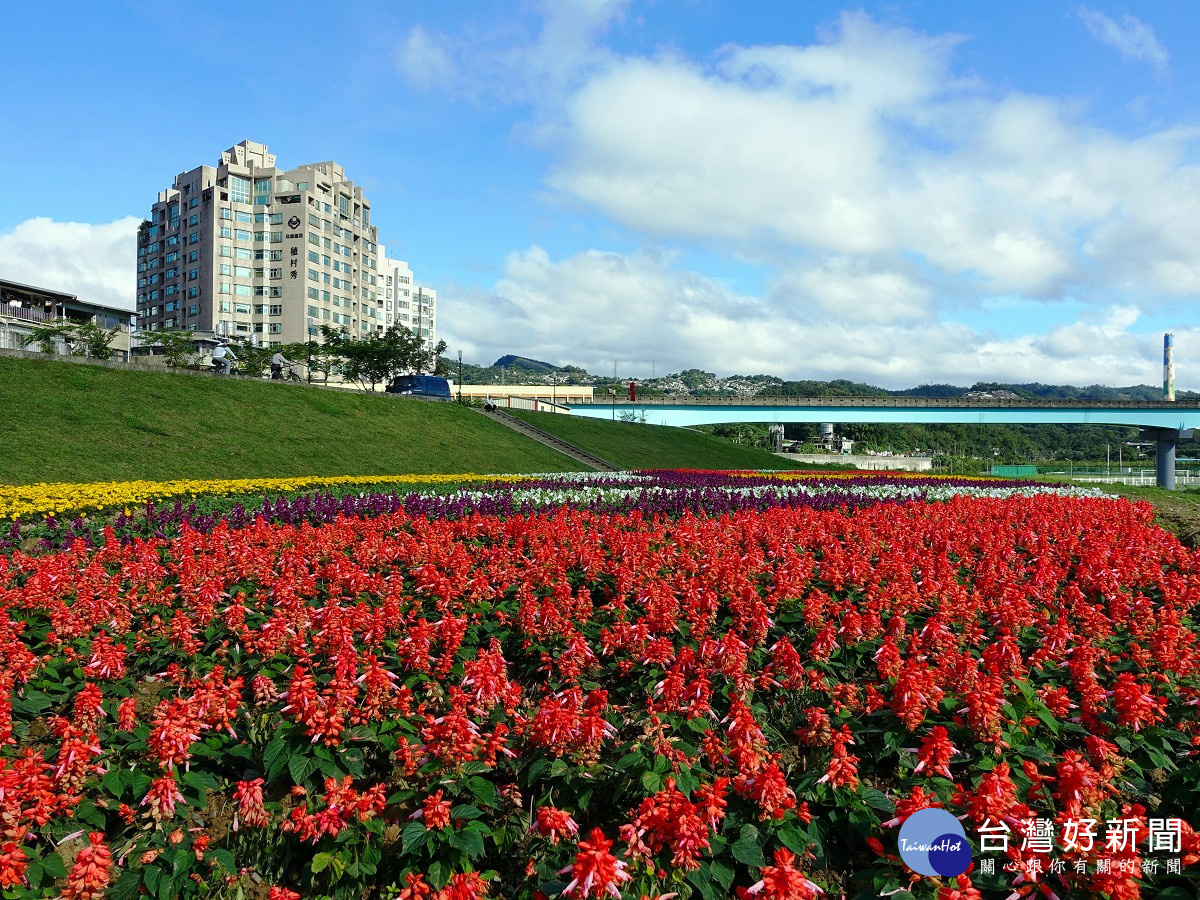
[491,355,560,374]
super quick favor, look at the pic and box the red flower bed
[0,494,1197,898]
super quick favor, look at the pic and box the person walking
[270,348,296,380]
[211,340,237,375]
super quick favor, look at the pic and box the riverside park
[1,355,1198,900]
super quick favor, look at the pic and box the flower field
[0,471,1197,900]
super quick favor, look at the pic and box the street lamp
[457,350,463,403]
[609,389,616,420]
[552,371,557,410]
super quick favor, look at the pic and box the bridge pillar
[1145,428,1193,490]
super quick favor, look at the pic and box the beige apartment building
[136,140,437,351]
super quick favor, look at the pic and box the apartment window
[188,250,200,262]
[235,322,251,333]
[254,268,264,279]
[188,232,200,244]
[271,231,283,243]
[270,250,283,261]
[220,226,231,238]
[219,264,231,275]
[308,251,319,263]
[234,265,252,278]
[308,233,320,246]
[190,197,200,208]
[234,229,251,242]
[234,285,252,297]
[307,305,318,317]
[188,214,199,227]
[255,231,268,242]
[187,304,199,316]
[236,248,252,260]
[219,283,231,294]
[270,213,283,225]
[220,207,232,220]
[219,301,231,312]
[234,303,252,315]
[235,210,252,223]
[308,213,320,227]
[254,304,268,314]
[269,323,283,334]
[229,175,251,204]
[269,268,282,279]
[164,300,177,311]
[269,304,282,315]
[187,287,200,299]
[308,269,319,281]
[269,287,282,298]
[308,287,318,300]
[187,268,199,281]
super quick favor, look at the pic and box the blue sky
[2,1,1199,389]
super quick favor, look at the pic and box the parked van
[385,375,453,401]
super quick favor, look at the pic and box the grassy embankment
[0,355,801,484]
[502,408,828,472]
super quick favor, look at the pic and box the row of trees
[138,324,448,389]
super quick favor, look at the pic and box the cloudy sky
[3,1,1199,389]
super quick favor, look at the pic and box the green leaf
[687,865,721,900]
[312,852,334,874]
[641,771,662,793]
[143,866,162,897]
[451,804,483,820]
[40,851,66,880]
[468,776,498,807]
[731,824,767,868]
[289,753,319,785]
[710,859,736,890]
[449,827,486,858]
[264,735,289,781]
[861,788,895,814]
[108,868,143,900]
[428,860,449,891]
[209,849,236,874]
[24,860,42,889]
[401,821,429,854]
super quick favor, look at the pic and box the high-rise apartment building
[136,140,437,350]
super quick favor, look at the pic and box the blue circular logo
[897,808,971,877]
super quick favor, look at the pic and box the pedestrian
[211,340,236,375]
[270,348,296,380]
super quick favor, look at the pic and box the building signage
[288,216,301,229]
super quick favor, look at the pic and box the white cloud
[393,0,629,105]
[440,245,1171,388]
[394,26,457,93]
[1077,8,1169,72]
[0,217,137,312]
[546,11,1200,308]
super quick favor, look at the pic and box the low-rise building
[0,278,135,360]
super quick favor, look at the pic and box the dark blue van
[385,375,453,401]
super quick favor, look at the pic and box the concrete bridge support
[1145,428,1194,490]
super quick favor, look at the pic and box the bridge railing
[571,395,1197,409]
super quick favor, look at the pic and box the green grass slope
[0,356,589,484]
[502,408,820,471]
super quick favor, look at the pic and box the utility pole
[457,350,463,403]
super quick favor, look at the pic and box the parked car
[385,375,453,401]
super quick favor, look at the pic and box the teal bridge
[566,396,1200,489]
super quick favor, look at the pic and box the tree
[70,321,121,360]
[137,330,202,368]
[19,323,75,355]
[319,324,448,391]
[234,344,273,378]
